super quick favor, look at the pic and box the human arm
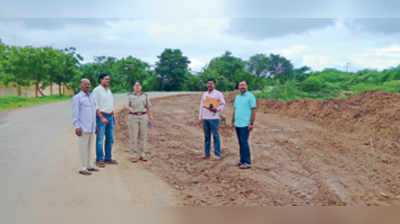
[72,95,82,136]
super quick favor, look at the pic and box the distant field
[0,95,72,111]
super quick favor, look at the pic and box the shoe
[212,156,222,161]
[96,161,106,168]
[139,156,148,162]
[237,162,243,167]
[79,170,92,176]
[202,156,210,160]
[88,168,99,172]
[104,159,118,165]
[239,163,251,169]
[130,157,138,163]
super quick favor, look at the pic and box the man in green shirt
[231,81,257,169]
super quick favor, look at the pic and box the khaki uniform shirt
[128,92,152,113]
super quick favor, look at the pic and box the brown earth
[115,91,400,206]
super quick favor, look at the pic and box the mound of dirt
[255,91,400,156]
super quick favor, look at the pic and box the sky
[0,0,400,72]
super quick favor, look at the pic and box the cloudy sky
[1,0,400,72]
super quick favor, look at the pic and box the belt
[100,112,113,116]
[129,111,147,115]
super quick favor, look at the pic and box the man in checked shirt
[198,78,226,160]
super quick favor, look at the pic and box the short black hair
[98,73,108,83]
[130,80,141,87]
[207,78,216,84]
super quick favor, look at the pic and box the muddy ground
[115,91,400,206]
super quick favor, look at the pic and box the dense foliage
[1,40,399,100]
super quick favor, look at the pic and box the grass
[0,95,72,111]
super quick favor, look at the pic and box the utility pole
[345,62,351,72]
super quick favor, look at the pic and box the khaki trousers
[128,114,149,158]
[77,133,95,171]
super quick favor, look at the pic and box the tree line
[0,40,311,96]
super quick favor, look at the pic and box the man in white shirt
[92,74,118,167]
[198,78,226,160]
[72,78,99,175]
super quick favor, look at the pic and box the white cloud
[1,18,399,72]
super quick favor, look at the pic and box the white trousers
[77,133,95,171]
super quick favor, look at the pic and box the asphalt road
[0,92,196,223]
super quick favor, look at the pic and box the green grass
[0,95,72,111]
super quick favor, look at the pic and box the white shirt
[72,91,97,133]
[92,85,114,113]
[199,89,226,120]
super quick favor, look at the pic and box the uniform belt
[129,111,147,115]
[100,112,113,116]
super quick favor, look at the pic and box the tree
[155,49,190,91]
[27,46,53,97]
[200,51,259,90]
[247,53,270,78]
[0,40,7,85]
[1,46,34,95]
[47,47,82,95]
[117,56,152,91]
[207,51,246,79]
[268,54,294,78]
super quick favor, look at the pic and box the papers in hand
[203,96,220,109]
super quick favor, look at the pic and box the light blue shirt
[72,91,97,133]
[234,91,257,127]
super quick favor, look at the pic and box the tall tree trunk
[35,83,45,97]
[38,88,45,97]
[58,84,62,95]
[62,85,66,95]
[50,83,53,95]
[35,83,39,97]
[17,86,22,96]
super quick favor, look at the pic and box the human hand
[248,124,254,131]
[75,128,82,136]
[101,118,109,124]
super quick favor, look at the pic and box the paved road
[0,92,196,223]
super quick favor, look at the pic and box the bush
[301,76,323,92]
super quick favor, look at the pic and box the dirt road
[116,93,400,206]
[0,92,192,224]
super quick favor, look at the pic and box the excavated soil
[115,91,400,206]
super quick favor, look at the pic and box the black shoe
[88,168,99,172]
[79,170,92,175]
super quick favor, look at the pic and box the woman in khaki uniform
[126,81,153,163]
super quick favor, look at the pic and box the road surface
[0,92,193,224]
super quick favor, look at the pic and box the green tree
[1,46,34,93]
[247,53,270,78]
[155,49,190,91]
[117,56,152,91]
[268,54,294,79]
[49,47,83,95]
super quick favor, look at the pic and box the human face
[80,79,91,93]
[207,81,215,92]
[101,76,110,87]
[133,82,142,93]
[239,81,247,94]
